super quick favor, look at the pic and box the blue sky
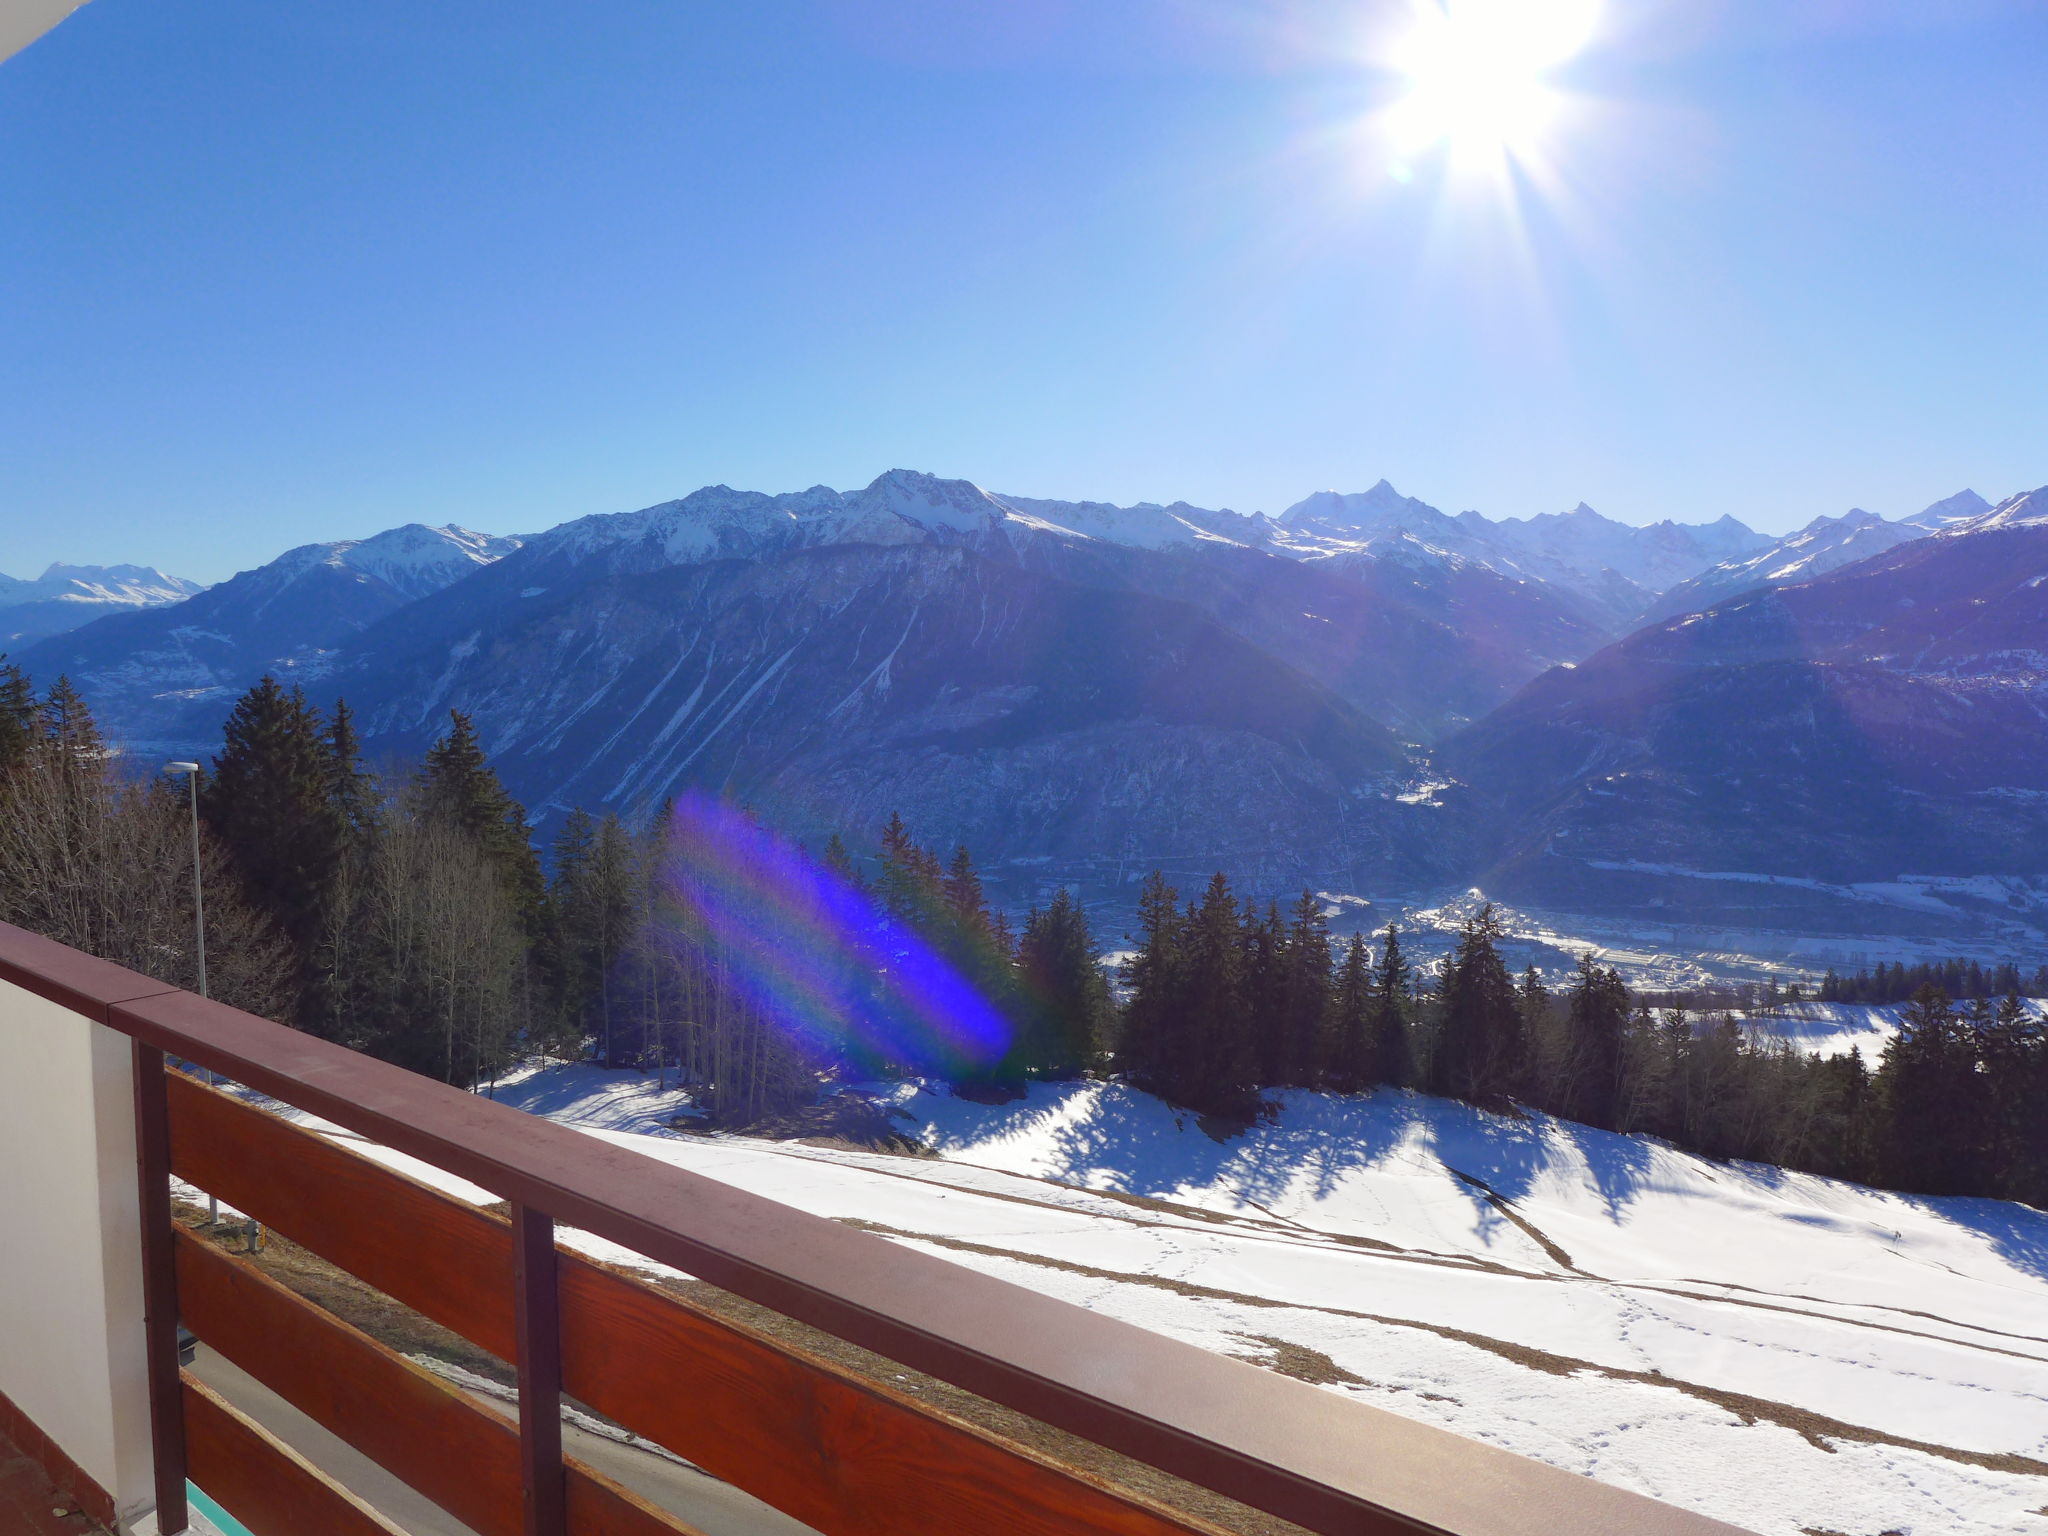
[3,0,2045,583]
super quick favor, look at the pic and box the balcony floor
[0,1430,111,1536]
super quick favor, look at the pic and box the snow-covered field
[211,1062,2048,1536]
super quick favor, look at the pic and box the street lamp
[163,763,206,1001]
[163,761,215,1227]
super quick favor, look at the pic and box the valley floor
[245,1064,2048,1536]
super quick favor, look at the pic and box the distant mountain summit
[17,523,520,751]
[0,562,203,644]
[1897,488,1992,531]
[1645,489,1998,622]
[1268,481,1771,630]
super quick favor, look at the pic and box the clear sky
[3,0,2045,583]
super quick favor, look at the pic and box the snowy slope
[225,1065,2048,1536]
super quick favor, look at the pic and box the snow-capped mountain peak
[1898,488,1992,531]
[0,561,205,643]
[266,524,522,604]
[1950,485,2048,534]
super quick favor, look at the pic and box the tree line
[1116,879,2048,1205]
[1818,957,2047,1005]
[4,659,2042,1209]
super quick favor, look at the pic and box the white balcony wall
[0,977,156,1527]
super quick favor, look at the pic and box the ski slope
[250,1065,2048,1536]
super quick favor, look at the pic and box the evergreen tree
[203,677,347,1015]
[1015,889,1111,1077]
[1177,874,1257,1115]
[820,832,863,892]
[1326,933,1373,1092]
[1366,924,1413,1088]
[1561,954,1629,1130]
[1244,901,1289,1087]
[1281,891,1333,1089]
[0,658,35,773]
[1874,986,1988,1195]
[40,675,103,758]
[1977,992,2044,1203]
[1118,872,1183,1089]
[417,710,543,919]
[325,698,380,839]
[1431,905,1524,1102]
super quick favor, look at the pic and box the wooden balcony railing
[0,920,1756,1536]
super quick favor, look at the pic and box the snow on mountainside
[16,522,519,751]
[1645,508,1923,622]
[1646,490,1995,623]
[281,1062,2048,1536]
[1272,481,1771,631]
[1960,484,2048,534]
[262,522,519,602]
[1899,487,1994,531]
[0,561,204,644]
[1445,491,2048,930]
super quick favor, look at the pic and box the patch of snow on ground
[214,1062,2048,1535]
[389,1067,2048,1536]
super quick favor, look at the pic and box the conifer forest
[3,658,2044,1209]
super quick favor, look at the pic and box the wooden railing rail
[0,920,1756,1536]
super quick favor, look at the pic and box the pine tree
[1431,905,1524,1103]
[203,678,347,1014]
[1281,891,1332,1089]
[1244,901,1289,1088]
[1561,954,1628,1130]
[1977,992,2043,1202]
[1119,872,1183,1089]
[417,710,543,919]
[1873,986,1988,1195]
[820,832,863,892]
[1177,874,1257,1115]
[325,698,380,839]
[1367,924,1413,1088]
[1015,889,1111,1077]
[0,658,36,773]
[1326,933,1373,1092]
[40,675,103,758]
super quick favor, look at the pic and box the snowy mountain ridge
[0,561,206,644]
[518,468,1781,635]
[262,523,522,601]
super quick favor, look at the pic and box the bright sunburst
[1383,0,1600,170]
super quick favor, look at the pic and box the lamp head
[164,761,200,775]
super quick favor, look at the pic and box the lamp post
[163,761,215,1227]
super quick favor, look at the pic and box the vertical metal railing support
[132,1043,188,1535]
[512,1203,567,1536]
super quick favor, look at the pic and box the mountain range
[0,562,203,644]
[11,472,2042,936]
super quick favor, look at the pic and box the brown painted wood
[558,1253,1235,1536]
[168,1079,1229,1536]
[173,1228,703,1536]
[166,1070,519,1357]
[0,917,176,1022]
[132,1043,189,1536]
[81,947,1761,1536]
[514,1204,568,1536]
[182,1375,409,1536]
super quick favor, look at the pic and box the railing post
[511,1203,566,1536]
[131,1043,188,1535]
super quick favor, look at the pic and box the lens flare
[647,794,1011,1078]
[1384,0,1599,170]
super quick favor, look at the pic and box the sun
[1383,0,1599,169]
